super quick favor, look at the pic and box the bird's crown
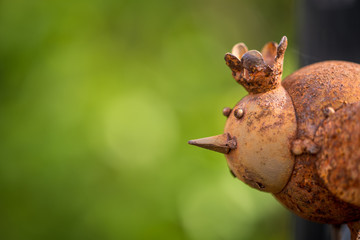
[225,36,288,94]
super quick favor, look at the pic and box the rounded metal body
[224,86,297,193]
[275,61,360,224]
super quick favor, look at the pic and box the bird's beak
[188,133,237,154]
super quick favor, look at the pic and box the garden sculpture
[188,36,360,240]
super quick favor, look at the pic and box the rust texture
[275,61,360,224]
[224,36,287,94]
[189,36,360,234]
[224,85,297,193]
[282,61,360,138]
[347,221,360,240]
[315,102,360,207]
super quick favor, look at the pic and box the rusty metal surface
[188,133,236,154]
[282,61,360,138]
[224,85,297,193]
[314,102,360,207]
[275,61,360,224]
[224,36,287,94]
[189,37,360,227]
[274,152,360,224]
[347,221,360,240]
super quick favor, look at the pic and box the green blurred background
[0,0,298,239]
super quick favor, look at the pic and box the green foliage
[0,0,296,239]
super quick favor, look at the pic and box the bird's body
[189,37,360,239]
[276,61,360,224]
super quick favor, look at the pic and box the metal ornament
[189,36,360,240]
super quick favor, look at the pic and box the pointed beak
[188,133,237,154]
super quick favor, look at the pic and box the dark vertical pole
[298,0,360,65]
[296,0,360,240]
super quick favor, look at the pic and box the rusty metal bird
[189,36,360,240]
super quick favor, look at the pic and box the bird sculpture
[188,36,360,240]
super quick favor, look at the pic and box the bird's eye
[234,108,244,119]
[222,107,232,117]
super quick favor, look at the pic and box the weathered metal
[189,36,360,239]
[222,107,232,117]
[315,102,360,207]
[188,133,237,154]
[224,85,297,193]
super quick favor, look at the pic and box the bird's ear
[275,36,288,65]
[224,53,242,72]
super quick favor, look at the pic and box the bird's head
[189,36,297,193]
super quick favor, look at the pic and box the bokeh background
[0,0,298,239]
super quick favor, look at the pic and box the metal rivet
[291,139,304,155]
[234,108,244,119]
[222,107,232,117]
